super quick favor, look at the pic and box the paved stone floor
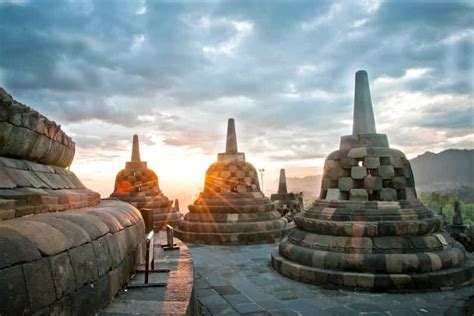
[100,231,195,316]
[188,243,474,316]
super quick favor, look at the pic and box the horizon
[1,0,472,205]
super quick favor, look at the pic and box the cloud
[0,0,472,169]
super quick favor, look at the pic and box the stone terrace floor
[189,243,473,316]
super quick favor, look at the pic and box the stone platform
[189,243,474,315]
[100,231,196,316]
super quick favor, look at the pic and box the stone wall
[0,156,100,219]
[0,199,145,315]
[0,88,75,168]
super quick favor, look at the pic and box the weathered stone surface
[380,188,397,201]
[23,258,56,310]
[364,156,380,169]
[351,166,367,179]
[378,165,395,179]
[326,188,343,200]
[364,176,382,190]
[0,167,16,188]
[50,252,76,298]
[69,243,99,287]
[0,219,72,255]
[93,236,113,277]
[393,177,407,189]
[348,147,367,159]
[0,226,41,269]
[0,93,75,167]
[0,265,29,315]
[29,216,91,247]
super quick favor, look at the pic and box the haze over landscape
[0,0,472,207]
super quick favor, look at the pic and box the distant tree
[419,192,474,226]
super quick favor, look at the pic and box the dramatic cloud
[0,0,472,197]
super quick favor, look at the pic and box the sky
[0,0,473,205]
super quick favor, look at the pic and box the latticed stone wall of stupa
[114,168,160,196]
[204,161,261,194]
[320,147,417,202]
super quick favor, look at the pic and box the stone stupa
[271,169,304,217]
[175,118,290,244]
[111,135,181,229]
[272,70,473,291]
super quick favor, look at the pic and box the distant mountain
[410,149,474,195]
[285,175,322,198]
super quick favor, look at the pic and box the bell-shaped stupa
[111,135,181,229]
[175,119,290,244]
[271,169,304,217]
[272,71,473,291]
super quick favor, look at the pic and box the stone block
[378,165,395,179]
[340,157,356,168]
[29,216,91,247]
[326,189,343,200]
[329,167,346,180]
[0,220,72,256]
[221,171,231,179]
[0,265,29,315]
[364,176,382,190]
[50,252,76,298]
[0,208,15,220]
[350,189,368,201]
[0,226,41,269]
[72,283,97,316]
[364,157,380,169]
[392,177,407,189]
[351,166,367,179]
[380,188,397,201]
[347,147,367,158]
[405,188,417,201]
[338,177,354,192]
[389,156,403,168]
[23,258,57,310]
[236,184,247,193]
[69,243,99,287]
[0,167,16,189]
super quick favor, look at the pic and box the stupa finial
[353,70,376,135]
[131,134,141,162]
[225,118,238,154]
[278,169,288,194]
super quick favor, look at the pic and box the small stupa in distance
[270,168,304,217]
[111,135,181,230]
[175,118,290,245]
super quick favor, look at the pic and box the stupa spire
[131,134,141,162]
[277,169,288,194]
[352,70,376,135]
[225,118,238,154]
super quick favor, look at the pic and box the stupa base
[175,226,292,245]
[271,249,474,292]
[153,211,182,230]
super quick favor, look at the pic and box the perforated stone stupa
[271,169,304,217]
[111,135,181,230]
[175,118,289,245]
[272,71,474,291]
